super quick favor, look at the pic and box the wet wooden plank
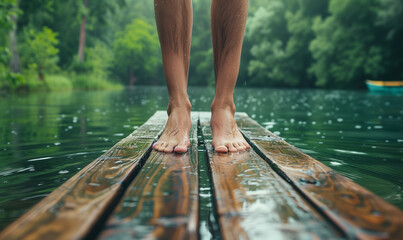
[98,113,199,240]
[0,112,167,240]
[236,113,403,240]
[199,112,341,240]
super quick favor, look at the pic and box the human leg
[153,0,193,153]
[210,0,250,152]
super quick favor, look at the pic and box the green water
[0,86,402,234]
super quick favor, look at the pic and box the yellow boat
[366,80,403,93]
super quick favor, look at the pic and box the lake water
[0,86,402,235]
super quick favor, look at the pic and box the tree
[77,0,88,62]
[17,0,123,67]
[0,0,21,73]
[245,0,329,87]
[22,27,59,80]
[85,40,113,79]
[113,19,159,86]
[8,0,20,73]
[309,0,384,88]
[246,0,292,87]
[283,0,328,87]
[76,0,125,62]
[0,0,20,35]
[376,0,403,80]
[0,0,24,90]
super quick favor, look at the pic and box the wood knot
[299,178,317,185]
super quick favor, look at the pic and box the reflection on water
[0,87,402,233]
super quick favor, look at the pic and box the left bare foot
[210,102,250,153]
[153,99,192,153]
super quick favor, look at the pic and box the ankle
[211,98,236,114]
[167,97,191,115]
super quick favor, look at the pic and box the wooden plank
[0,112,167,240]
[236,113,403,240]
[98,113,199,239]
[199,112,341,239]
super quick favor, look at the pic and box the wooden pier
[1,111,402,240]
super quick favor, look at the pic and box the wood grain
[3,111,400,240]
[98,114,199,240]
[235,113,403,240]
[199,112,340,240]
[0,111,167,240]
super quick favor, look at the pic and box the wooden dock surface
[199,112,341,239]
[1,111,402,240]
[98,114,199,239]
[0,112,166,240]
[235,113,403,240]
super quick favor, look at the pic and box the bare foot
[153,100,191,153]
[210,102,251,153]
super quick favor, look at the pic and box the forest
[0,0,402,91]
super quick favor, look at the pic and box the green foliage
[245,0,328,87]
[246,1,292,87]
[45,75,73,91]
[2,0,403,91]
[0,0,25,92]
[21,27,59,80]
[283,0,328,87]
[86,41,113,79]
[112,19,159,84]
[0,0,18,32]
[71,74,123,91]
[309,0,384,88]
[0,65,25,91]
[0,46,9,64]
[377,0,403,39]
[69,58,93,74]
[376,0,403,80]
[20,72,121,92]
[17,0,124,67]
[21,74,72,92]
[245,0,402,88]
[190,0,214,86]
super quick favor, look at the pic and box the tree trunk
[129,66,136,86]
[78,0,88,62]
[38,66,44,81]
[38,72,44,81]
[9,0,21,73]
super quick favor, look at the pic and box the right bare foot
[153,100,191,153]
[210,101,250,153]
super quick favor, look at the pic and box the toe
[153,140,164,149]
[243,141,251,149]
[174,145,188,153]
[236,142,246,151]
[157,142,168,152]
[154,141,163,151]
[227,143,237,152]
[215,145,228,153]
[164,143,175,153]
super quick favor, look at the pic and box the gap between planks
[0,112,167,240]
[97,113,199,239]
[199,112,342,239]
[1,111,403,240]
[234,112,403,240]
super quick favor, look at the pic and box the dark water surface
[0,86,402,234]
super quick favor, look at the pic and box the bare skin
[153,102,191,153]
[153,0,250,153]
[211,0,250,152]
[153,0,192,153]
